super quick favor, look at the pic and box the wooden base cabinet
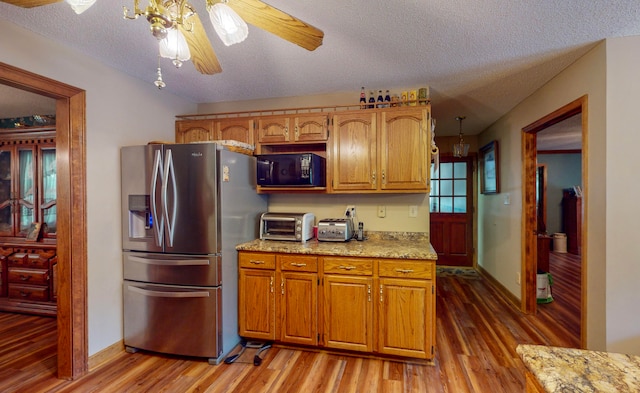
[238,252,276,341]
[278,254,319,346]
[238,251,436,361]
[238,252,319,345]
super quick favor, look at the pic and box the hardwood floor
[0,268,581,393]
[537,251,582,347]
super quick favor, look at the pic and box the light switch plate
[377,206,386,218]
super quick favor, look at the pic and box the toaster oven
[259,212,315,242]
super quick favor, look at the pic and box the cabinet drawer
[279,255,318,272]
[239,252,276,270]
[323,257,373,276]
[8,284,50,301]
[9,254,51,269]
[379,260,433,279]
[8,267,49,285]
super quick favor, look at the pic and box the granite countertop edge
[517,344,640,392]
[236,231,437,260]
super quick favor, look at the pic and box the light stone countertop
[236,231,437,260]
[517,344,640,392]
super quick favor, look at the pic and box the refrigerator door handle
[162,148,178,247]
[128,255,211,266]
[127,285,211,298]
[151,149,164,247]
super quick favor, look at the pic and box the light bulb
[65,0,97,14]
[208,2,248,46]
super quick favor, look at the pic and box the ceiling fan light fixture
[159,28,191,67]
[207,2,249,46]
[65,0,96,15]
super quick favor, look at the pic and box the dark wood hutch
[0,126,57,317]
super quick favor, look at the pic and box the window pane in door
[454,162,467,177]
[440,197,453,213]
[440,180,453,196]
[440,163,453,178]
[19,149,34,234]
[454,180,467,195]
[42,148,56,234]
[429,197,439,213]
[453,197,467,213]
[430,180,439,196]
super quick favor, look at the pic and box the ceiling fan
[1,0,324,77]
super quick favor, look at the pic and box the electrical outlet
[409,205,418,218]
[345,205,356,219]
[516,272,521,285]
[377,206,386,218]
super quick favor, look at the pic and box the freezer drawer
[124,280,221,359]
[123,252,221,287]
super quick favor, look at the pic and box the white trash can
[553,233,567,253]
[537,272,554,304]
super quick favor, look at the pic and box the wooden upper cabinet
[176,118,255,145]
[216,118,255,145]
[331,107,429,193]
[257,114,328,144]
[379,108,429,191]
[330,111,377,191]
[175,120,214,143]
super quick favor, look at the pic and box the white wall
[604,36,640,354]
[478,41,608,351]
[0,21,197,355]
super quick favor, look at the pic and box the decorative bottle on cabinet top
[360,87,367,109]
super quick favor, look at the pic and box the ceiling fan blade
[229,0,324,51]
[1,0,62,7]
[178,12,222,75]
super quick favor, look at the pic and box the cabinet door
[293,114,328,142]
[323,275,373,352]
[175,120,214,143]
[238,268,276,340]
[378,278,434,359]
[257,116,290,144]
[39,146,56,237]
[215,118,255,145]
[379,108,429,191]
[17,146,36,236]
[0,148,13,236]
[279,271,318,345]
[331,112,377,191]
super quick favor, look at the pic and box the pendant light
[452,116,470,157]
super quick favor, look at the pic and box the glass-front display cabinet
[0,143,56,240]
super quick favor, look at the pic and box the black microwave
[256,153,326,187]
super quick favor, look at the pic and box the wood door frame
[521,95,587,347]
[0,62,87,379]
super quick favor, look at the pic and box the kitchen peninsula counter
[517,344,640,392]
[235,232,437,260]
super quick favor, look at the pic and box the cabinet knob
[20,274,32,281]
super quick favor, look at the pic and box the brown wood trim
[521,95,587,348]
[0,61,88,379]
[88,340,124,372]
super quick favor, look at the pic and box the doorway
[522,95,586,347]
[0,62,88,379]
[429,154,475,266]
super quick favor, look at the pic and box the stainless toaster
[317,218,353,242]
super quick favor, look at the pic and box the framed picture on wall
[480,140,499,194]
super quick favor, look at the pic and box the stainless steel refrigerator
[120,142,267,364]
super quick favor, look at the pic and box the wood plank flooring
[0,266,581,393]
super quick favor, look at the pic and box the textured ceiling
[1,0,639,142]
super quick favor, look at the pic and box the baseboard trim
[476,265,522,311]
[88,340,125,371]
